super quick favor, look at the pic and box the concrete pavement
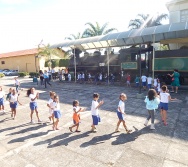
[0,76,188,167]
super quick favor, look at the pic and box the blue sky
[0,0,169,53]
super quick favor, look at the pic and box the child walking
[91,93,104,132]
[115,93,132,133]
[47,91,56,125]
[0,86,5,113]
[144,89,160,129]
[14,77,20,93]
[9,88,22,119]
[69,100,85,132]
[159,85,176,126]
[27,87,41,123]
[51,95,61,130]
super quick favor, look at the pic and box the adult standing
[168,69,180,93]
[43,70,52,88]
[48,68,52,81]
[51,68,56,80]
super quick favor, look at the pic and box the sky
[0,0,170,53]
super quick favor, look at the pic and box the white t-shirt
[154,79,157,87]
[160,92,170,103]
[91,100,99,115]
[99,74,102,80]
[117,100,125,113]
[147,77,152,84]
[141,76,147,82]
[68,74,71,79]
[73,106,80,113]
[15,79,20,85]
[157,83,161,92]
[0,91,5,98]
[29,93,37,102]
[10,94,18,103]
[51,102,60,111]
[51,69,55,73]
[48,98,53,112]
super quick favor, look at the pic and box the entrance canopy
[51,21,188,50]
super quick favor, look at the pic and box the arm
[169,95,177,101]
[95,100,104,109]
[30,93,39,101]
[118,106,125,115]
[17,97,22,105]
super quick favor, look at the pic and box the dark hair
[161,85,167,92]
[174,69,178,72]
[73,100,79,107]
[148,89,157,101]
[93,93,99,98]
[27,88,33,96]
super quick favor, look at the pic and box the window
[1,61,5,64]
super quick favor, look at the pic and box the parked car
[4,70,18,76]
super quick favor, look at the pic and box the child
[69,100,85,132]
[27,87,41,123]
[115,93,132,133]
[14,77,20,93]
[51,95,61,130]
[159,85,176,126]
[126,73,131,87]
[6,88,12,101]
[47,91,56,125]
[9,88,22,119]
[147,75,153,89]
[157,79,161,95]
[134,75,139,88]
[0,86,5,113]
[144,89,160,129]
[91,93,104,132]
[153,76,158,91]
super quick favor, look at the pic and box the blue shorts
[54,110,61,119]
[159,102,168,110]
[0,98,4,106]
[92,115,101,125]
[30,102,37,110]
[147,84,152,89]
[10,102,18,109]
[117,111,124,120]
[142,82,146,86]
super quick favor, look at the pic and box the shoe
[144,120,149,126]
[75,130,81,132]
[56,128,60,130]
[115,129,120,132]
[30,120,34,124]
[38,120,42,123]
[69,127,73,132]
[126,129,132,134]
[150,124,155,130]
[163,122,168,126]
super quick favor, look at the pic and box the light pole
[74,46,76,83]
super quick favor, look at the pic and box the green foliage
[29,72,39,78]
[45,59,59,68]
[18,72,29,77]
[59,59,69,67]
[0,73,5,78]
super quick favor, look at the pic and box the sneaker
[38,120,42,123]
[115,129,120,132]
[150,124,155,130]
[30,120,34,124]
[75,130,81,132]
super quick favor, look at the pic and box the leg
[122,120,132,133]
[163,110,167,125]
[115,120,121,132]
[175,86,178,93]
[13,109,16,119]
[44,79,47,88]
[11,108,14,117]
[171,86,174,92]
[35,109,41,122]
[147,110,151,121]
[75,124,80,132]
[30,110,34,122]
[160,109,164,121]
[150,110,155,124]
[55,119,59,130]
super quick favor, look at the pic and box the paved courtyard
[0,76,188,167]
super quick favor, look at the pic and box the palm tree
[83,22,117,37]
[65,32,84,40]
[128,13,168,29]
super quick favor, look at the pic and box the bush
[59,59,69,67]
[29,72,39,78]
[18,72,28,77]
[0,73,5,78]
[45,59,59,68]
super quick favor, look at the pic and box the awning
[51,21,188,50]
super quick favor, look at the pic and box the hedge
[29,72,39,78]
[18,72,29,77]
[0,73,5,78]
[45,59,59,68]
[59,59,69,67]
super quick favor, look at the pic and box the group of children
[0,76,177,133]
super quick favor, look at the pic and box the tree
[128,13,168,29]
[65,32,84,40]
[83,22,117,37]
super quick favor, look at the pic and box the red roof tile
[0,48,38,58]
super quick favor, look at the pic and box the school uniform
[141,75,147,86]
[9,94,19,109]
[48,98,53,116]
[91,100,101,125]
[147,77,152,89]
[51,102,61,119]
[159,92,170,110]
[117,100,125,120]
[0,91,5,106]
[73,106,81,124]
[29,93,38,110]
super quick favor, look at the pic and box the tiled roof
[0,48,38,58]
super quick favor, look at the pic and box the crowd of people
[0,69,180,132]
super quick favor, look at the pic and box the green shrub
[0,73,5,78]
[29,72,39,78]
[59,59,69,67]
[45,59,59,68]
[18,72,28,77]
